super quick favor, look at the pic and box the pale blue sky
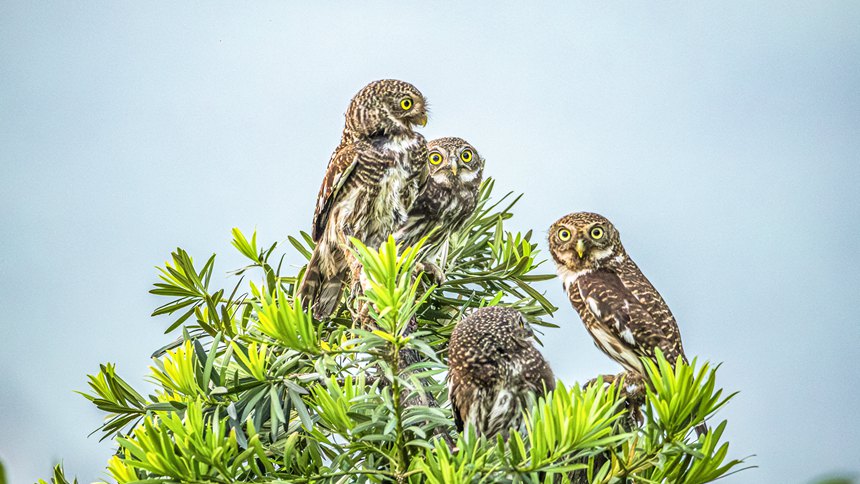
[1,2,858,483]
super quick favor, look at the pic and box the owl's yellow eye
[590,226,605,240]
[557,228,572,241]
[428,151,443,165]
[460,149,473,163]
[400,97,413,111]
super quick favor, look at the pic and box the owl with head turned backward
[394,137,484,281]
[548,212,707,434]
[298,80,429,320]
[447,306,555,438]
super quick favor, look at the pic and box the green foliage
[46,180,745,483]
[642,349,734,440]
[421,181,558,341]
[518,380,627,473]
[37,464,77,484]
[254,285,321,355]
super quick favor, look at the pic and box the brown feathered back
[298,80,429,319]
[447,306,555,438]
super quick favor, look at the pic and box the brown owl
[447,306,555,438]
[393,137,484,281]
[548,212,706,434]
[298,80,429,320]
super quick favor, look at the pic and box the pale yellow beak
[450,162,458,176]
[575,239,586,259]
[417,113,428,127]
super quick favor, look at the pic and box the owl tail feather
[298,244,347,321]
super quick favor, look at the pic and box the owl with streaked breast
[447,306,555,438]
[393,137,484,280]
[548,212,707,434]
[298,79,429,320]
[548,212,688,372]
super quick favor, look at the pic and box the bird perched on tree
[394,137,484,281]
[447,306,555,438]
[298,80,429,320]
[547,212,706,434]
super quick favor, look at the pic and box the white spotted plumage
[447,307,555,438]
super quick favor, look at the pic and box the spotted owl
[547,212,707,434]
[447,306,555,438]
[394,137,484,279]
[547,212,689,373]
[298,80,429,320]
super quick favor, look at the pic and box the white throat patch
[556,265,592,292]
[591,247,614,262]
[384,136,419,153]
[458,169,480,183]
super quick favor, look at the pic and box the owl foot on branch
[415,261,446,285]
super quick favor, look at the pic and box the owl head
[426,137,485,187]
[457,306,535,351]
[344,79,428,138]
[548,212,626,271]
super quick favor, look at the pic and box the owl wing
[532,353,556,395]
[448,340,503,433]
[447,344,476,433]
[312,143,360,242]
[449,383,465,432]
[575,271,685,367]
[394,184,446,249]
[617,259,686,362]
[519,349,556,399]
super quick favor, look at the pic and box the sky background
[1,1,859,483]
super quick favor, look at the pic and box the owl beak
[416,113,428,127]
[450,162,458,176]
[575,239,586,259]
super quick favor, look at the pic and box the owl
[447,306,555,438]
[548,212,707,434]
[393,137,484,281]
[298,80,429,320]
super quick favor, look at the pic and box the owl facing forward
[394,137,484,278]
[298,80,429,320]
[447,306,555,438]
[547,212,689,373]
[547,212,707,434]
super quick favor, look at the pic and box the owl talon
[416,261,446,284]
[584,374,617,389]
